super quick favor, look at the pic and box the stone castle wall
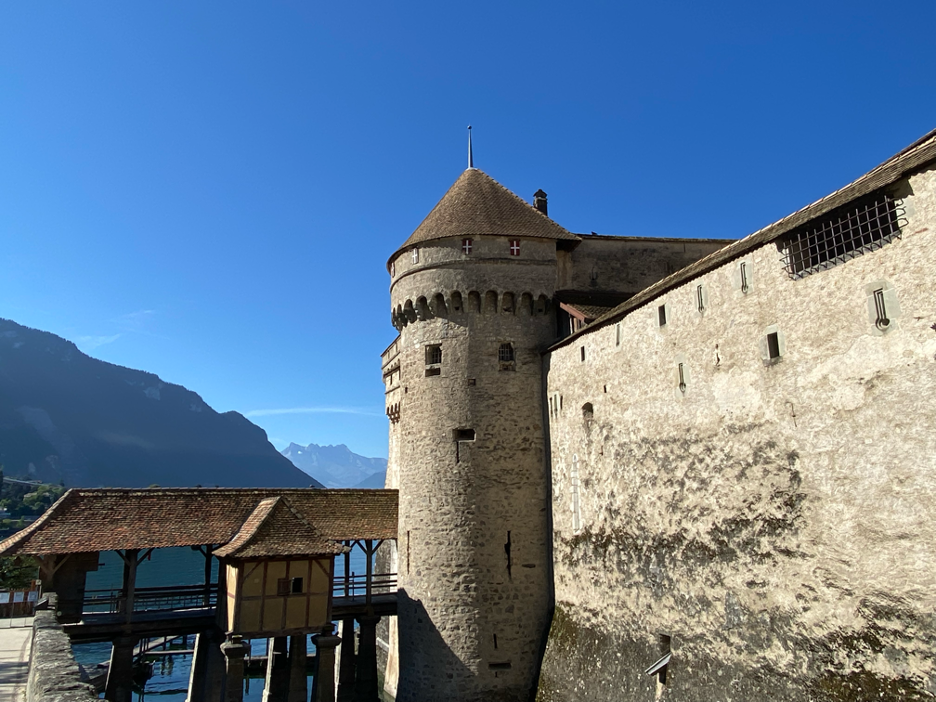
[536,166,936,701]
[389,236,556,701]
[557,236,732,296]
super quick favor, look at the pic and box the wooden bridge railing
[80,575,397,616]
[332,572,397,599]
[83,584,219,615]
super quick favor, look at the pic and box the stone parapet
[26,593,98,702]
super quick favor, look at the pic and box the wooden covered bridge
[0,487,398,702]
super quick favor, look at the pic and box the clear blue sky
[2,2,933,459]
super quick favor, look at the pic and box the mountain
[281,443,387,488]
[0,318,320,488]
[352,470,387,489]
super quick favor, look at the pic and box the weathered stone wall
[27,595,98,702]
[557,236,732,296]
[390,236,555,701]
[537,167,936,701]
[380,336,403,699]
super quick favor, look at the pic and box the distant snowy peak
[282,442,387,488]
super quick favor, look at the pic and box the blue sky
[1,1,933,460]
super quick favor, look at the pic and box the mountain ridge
[281,442,386,488]
[0,318,320,488]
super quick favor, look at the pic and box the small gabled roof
[214,497,345,559]
[394,168,578,257]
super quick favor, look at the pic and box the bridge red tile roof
[0,488,398,556]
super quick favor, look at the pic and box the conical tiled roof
[397,168,578,252]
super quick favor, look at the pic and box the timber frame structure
[0,487,398,702]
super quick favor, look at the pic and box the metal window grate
[425,345,442,365]
[781,192,905,279]
[498,343,514,362]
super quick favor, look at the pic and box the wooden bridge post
[364,540,374,606]
[117,548,146,622]
[263,636,290,702]
[105,633,138,702]
[287,634,307,702]
[352,615,381,702]
[311,630,341,702]
[336,618,356,701]
[221,635,250,702]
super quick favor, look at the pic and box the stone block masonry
[537,164,936,701]
[27,594,98,702]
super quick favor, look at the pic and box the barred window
[782,192,904,279]
[498,343,514,362]
[425,344,442,365]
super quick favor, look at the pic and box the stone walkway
[0,620,32,702]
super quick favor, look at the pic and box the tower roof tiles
[395,168,578,255]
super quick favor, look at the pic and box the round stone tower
[385,167,578,702]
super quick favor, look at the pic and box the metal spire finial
[467,125,474,169]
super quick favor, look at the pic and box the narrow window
[390,261,395,277]
[740,261,749,293]
[580,347,586,362]
[658,304,667,327]
[767,332,781,360]
[498,343,514,362]
[406,530,411,574]
[677,363,687,393]
[454,428,475,441]
[509,239,520,256]
[412,248,419,264]
[582,403,594,420]
[425,344,442,376]
[696,285,705,312]
[615,323,622,346]
[873,288,890,331]
[462,238,473,254]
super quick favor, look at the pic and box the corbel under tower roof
[393,168,579,258]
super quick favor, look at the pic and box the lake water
[72,546,370,700]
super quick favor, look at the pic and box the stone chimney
[533,189,548,216]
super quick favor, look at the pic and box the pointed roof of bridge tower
[395,167,579,254]
[214,496,345,559]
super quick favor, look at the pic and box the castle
[380,129,936,701]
